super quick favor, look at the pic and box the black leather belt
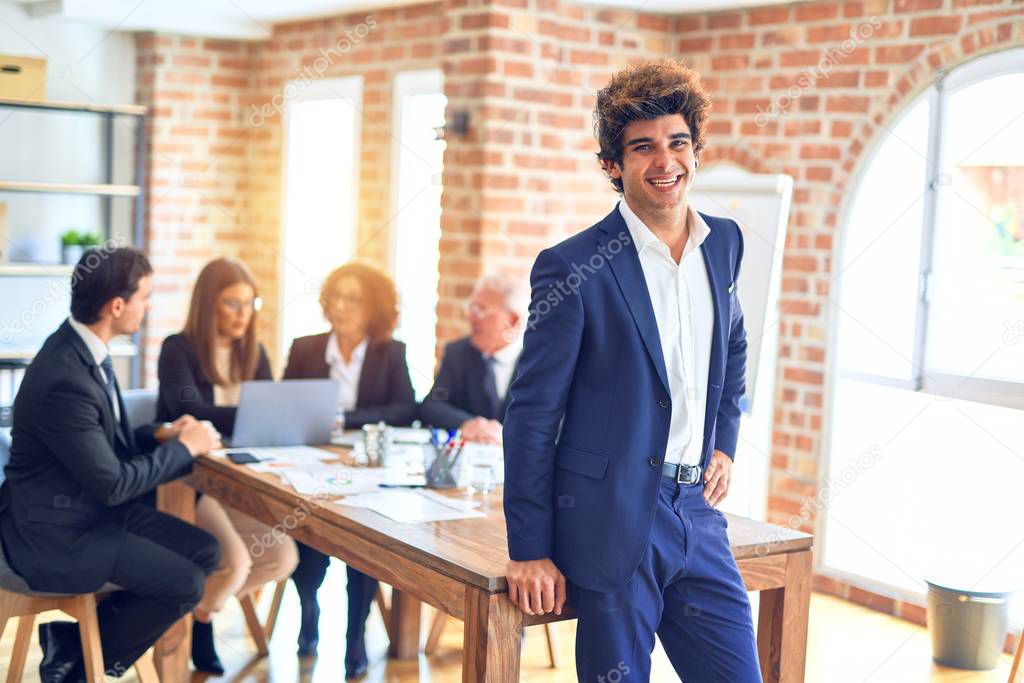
[662,461,702,485]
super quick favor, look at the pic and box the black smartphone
[226,451,259,465]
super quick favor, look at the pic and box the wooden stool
[222,579,389,659]
[237,579,288,656]
[1009,627,1024,683]
[0,589,159,683]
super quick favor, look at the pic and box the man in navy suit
[420,273,525,443]
[503,60,761,681]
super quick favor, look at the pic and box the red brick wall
[135,34,256,385]
[437,0,1024,537]
[677,3,1023,535]
[437,0,676,340]
[134,0,1024,632]
[246,6,447,362]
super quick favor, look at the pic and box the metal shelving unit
[0,96,149,388]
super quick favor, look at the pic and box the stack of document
[212,444,505,520]
[338,489,485,523]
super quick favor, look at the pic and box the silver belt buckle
[676,464,701,485]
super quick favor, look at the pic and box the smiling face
[605,114,697,219]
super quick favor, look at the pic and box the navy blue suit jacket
[503,204,747,593]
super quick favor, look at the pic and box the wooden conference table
[155,446,813,682]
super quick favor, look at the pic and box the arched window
[824,48,1024,617]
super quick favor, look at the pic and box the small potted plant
[60,230,102,264]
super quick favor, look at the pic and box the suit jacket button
[659,399,669,408]
[649,457,659,467]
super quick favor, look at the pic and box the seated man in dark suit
[0,247,221,682]
[420,273,526,443]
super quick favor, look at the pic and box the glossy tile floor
[2,561,1016,682]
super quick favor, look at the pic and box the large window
[389,70,446,399]
[280,77,362,357]
[825,49,1024,620]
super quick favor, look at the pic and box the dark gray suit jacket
[282,332,417,429]
[420,336,519,430]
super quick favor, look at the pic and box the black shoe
[38,621,85,683]
[344,663,368,681]
[296,596,319,657]
[191,619,225,675]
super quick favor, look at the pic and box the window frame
[833,48,1024,409]
[278,76,363,359]
[820,48,1024,604]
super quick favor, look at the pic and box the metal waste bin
[926,579,1012,670]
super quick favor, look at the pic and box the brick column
[135,33,254,385]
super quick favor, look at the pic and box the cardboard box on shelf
[0,55,46,102]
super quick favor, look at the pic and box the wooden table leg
[154,481,197,683]
[757,549,812,683]
[387,588,422,659]
[463,586,522,683]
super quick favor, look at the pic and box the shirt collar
[486,338,522,366]
[618,198,712,260]
[68,316,109,366]
[325,332,368,368]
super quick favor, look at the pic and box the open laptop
[226,379,339,448]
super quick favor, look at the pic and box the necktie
[99,355,124,433]
[482,355,500,419]
[99,355,117,409]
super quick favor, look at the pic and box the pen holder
[425,444,458,489]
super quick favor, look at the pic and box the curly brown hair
[593,60,712,193]
[319,261,399,344]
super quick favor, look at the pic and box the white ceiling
[16,0,791,40]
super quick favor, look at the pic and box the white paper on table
[281,470,333,496]
[250,446,336,464]
[281,467,386,497]
[336,489,485,523]
[416,489,481,511]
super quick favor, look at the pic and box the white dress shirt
[68,316,121,422]
[325,333,368,415]
[619,199,714,467]
[485,338,522,402]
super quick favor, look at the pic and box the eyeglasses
[221,297,262,313]
[461,301,501,319]
[328,293,364,309]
